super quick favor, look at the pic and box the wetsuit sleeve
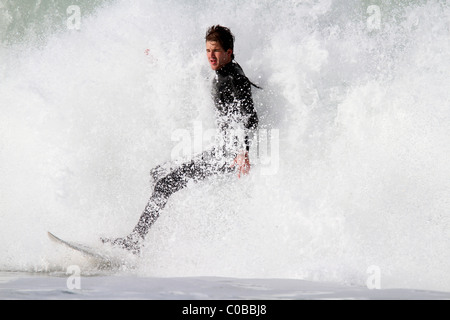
[232,75,259,151]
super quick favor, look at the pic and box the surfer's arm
[231,75,258,177]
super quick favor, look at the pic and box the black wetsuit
[106,61,258,253]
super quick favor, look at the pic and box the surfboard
[47,231,119,269]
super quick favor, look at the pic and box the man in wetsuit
[103,25,259,254]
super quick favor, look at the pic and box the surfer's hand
[231,151,250,178]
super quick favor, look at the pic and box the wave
[1,0,450,292]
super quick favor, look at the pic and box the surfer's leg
[131,165,191,238]
[105,150,226,253]
[102,168,187,254]
[134,153,226,235]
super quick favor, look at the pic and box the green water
[0,0,115,44]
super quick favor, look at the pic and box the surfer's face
[206,41,232,71]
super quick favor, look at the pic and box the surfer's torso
[211,61,258,153]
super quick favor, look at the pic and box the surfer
[103,25,260,254]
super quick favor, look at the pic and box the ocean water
[1,0,450,295]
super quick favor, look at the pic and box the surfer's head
[205,25,234,71]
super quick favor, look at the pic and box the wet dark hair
[205,25,235,60]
